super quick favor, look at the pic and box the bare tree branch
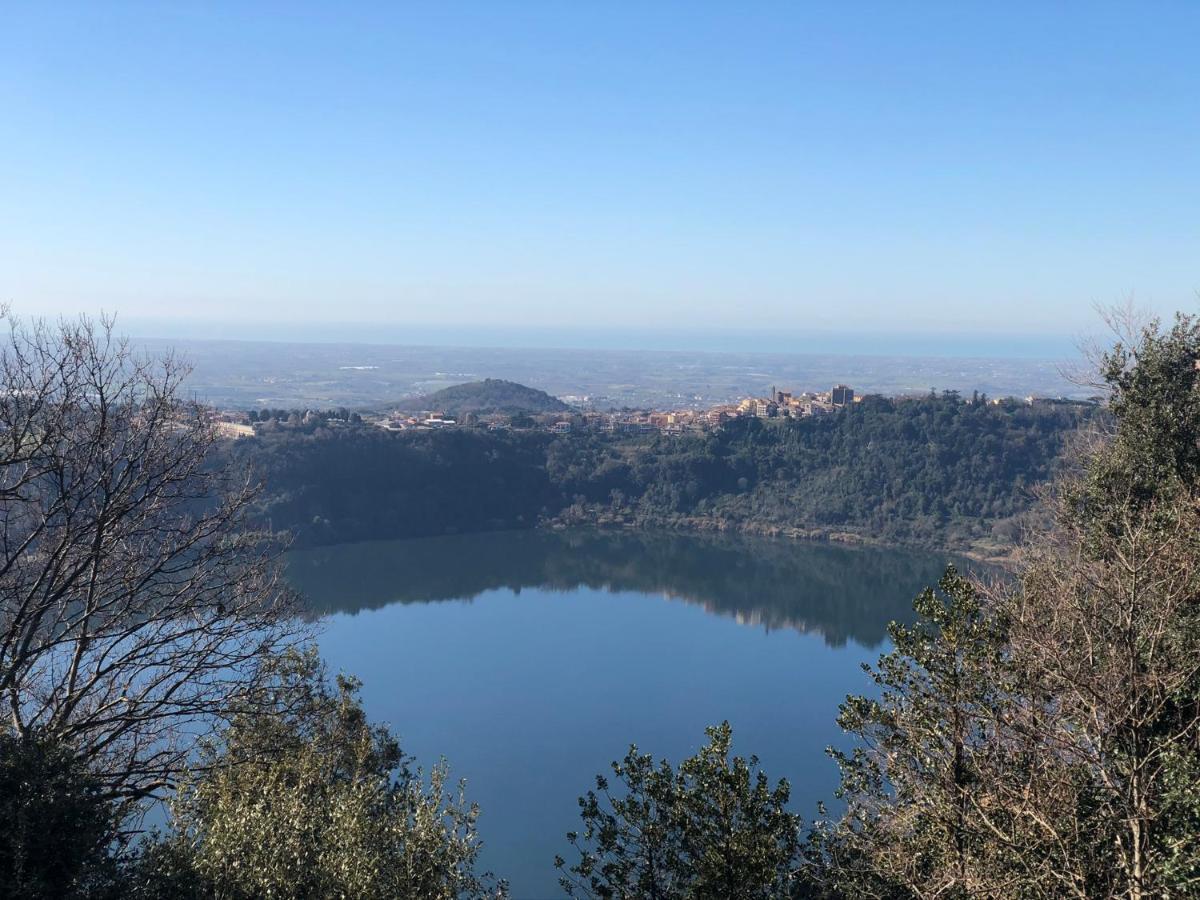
[0,312,305,812]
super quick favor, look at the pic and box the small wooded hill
[397,379,571,416]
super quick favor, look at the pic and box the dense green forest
[233,393,1099,554]
[240,425,559,544]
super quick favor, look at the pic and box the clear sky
[3,2,1198,344]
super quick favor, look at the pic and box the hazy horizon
[118,316,1091,360]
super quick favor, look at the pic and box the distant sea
[122,318,1085,361]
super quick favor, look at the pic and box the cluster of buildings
[212,384,862,440]
[376,413,457,431]
[527,383,862,436]
[731,384,857,420]
[214,420,256,439]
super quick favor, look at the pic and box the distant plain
[137,335,1090,411]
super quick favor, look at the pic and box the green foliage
[134,649,502,900]
[823,568,1054,897]
[556,722,804,899]
[234,426,561,546]
[235,394,1095,552]
[1066,312,1200,547]
[567,395,1092,551]
[0,731,121,900]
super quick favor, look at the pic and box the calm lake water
[287,529,961,899]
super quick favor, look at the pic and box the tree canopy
[556,722,805,899]
[134,650,501,900]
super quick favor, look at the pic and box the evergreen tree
[0,732,121,900]
[556,722,803,899]
[134,650,503,900]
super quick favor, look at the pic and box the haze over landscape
[4,4,1200,900]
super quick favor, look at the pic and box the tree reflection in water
[288,529,981,648]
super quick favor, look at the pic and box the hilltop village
[396,384,864,434]
[212,380,1093,440]
[211,383,861,438]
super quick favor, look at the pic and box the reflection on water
[289,528,965,647]
[287,529,974,898]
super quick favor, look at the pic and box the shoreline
[545,513,1019,566]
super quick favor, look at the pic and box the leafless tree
[0,311,302,811]
[1063,298,1153,395]
[999,490,1200,899]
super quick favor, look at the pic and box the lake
[287,528,962,899]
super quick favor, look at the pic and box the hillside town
[212,384,859,438]
[212,381,1104,440]
[379,383,867,434]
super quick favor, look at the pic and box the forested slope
[551,394,1097,550]
[233,393,1100,553]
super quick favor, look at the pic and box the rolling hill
[398,379,572,417]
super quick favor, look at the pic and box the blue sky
[3,2,1198,343]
